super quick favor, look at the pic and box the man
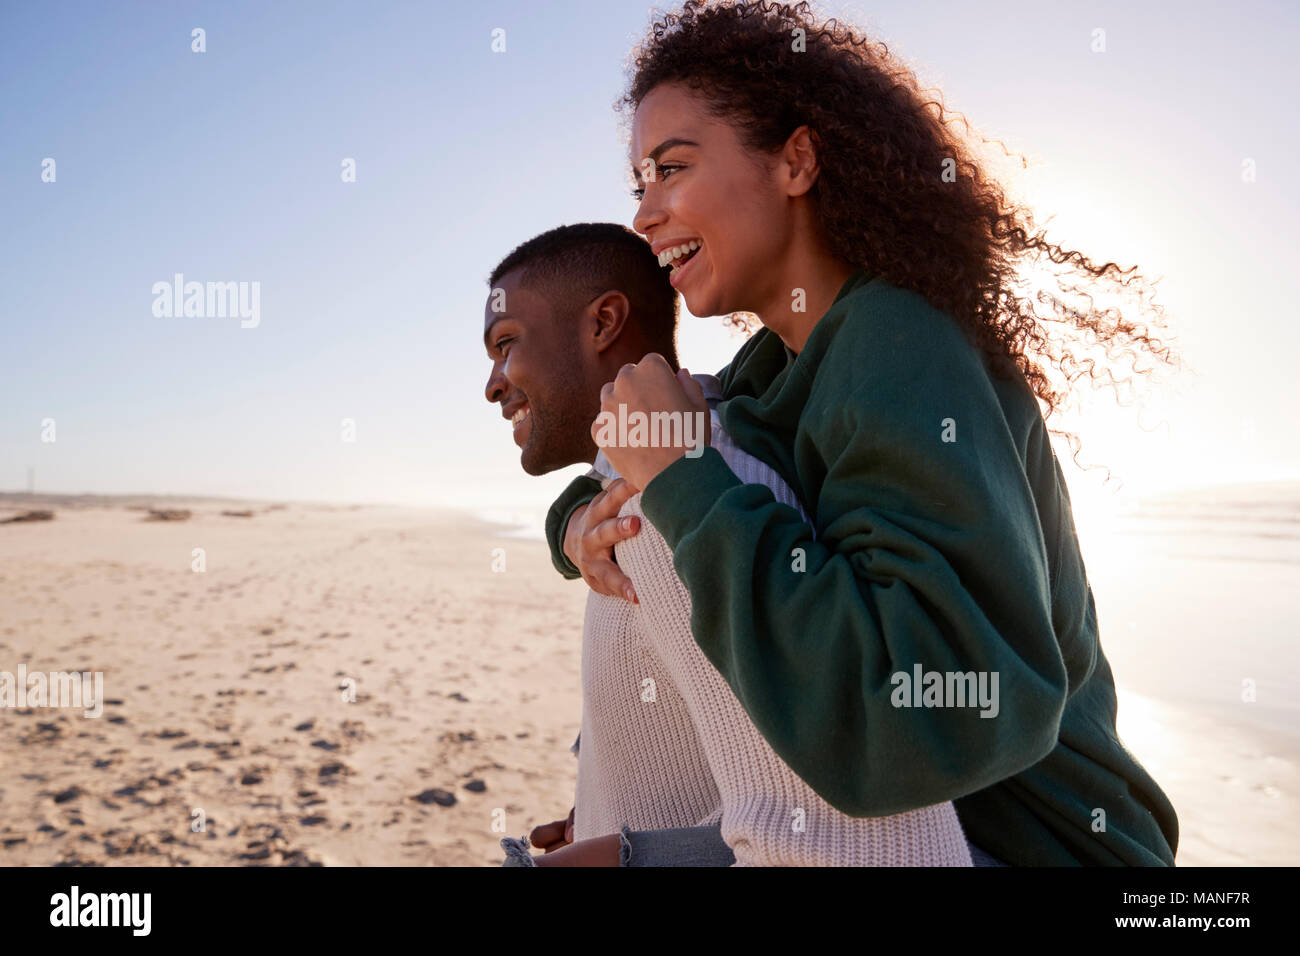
[484,222,733,867]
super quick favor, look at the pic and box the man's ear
[588,290,632,355]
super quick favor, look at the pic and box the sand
[1113,690,1298,866]
[0,498,585,866]
[1,493,1294,866]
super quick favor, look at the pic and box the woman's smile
[667,242,702,290]
[655,239,704,289]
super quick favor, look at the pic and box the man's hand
[531,832,622,867]
[529,807,576,853]
[595,357,710,492]
[563,478,642,602]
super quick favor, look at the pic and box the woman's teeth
[658,240,701,270]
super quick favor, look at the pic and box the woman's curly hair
[620,0,1181,470]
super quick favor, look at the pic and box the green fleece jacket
[546,268,1178,866]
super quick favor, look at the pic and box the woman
[547,0,1180,865]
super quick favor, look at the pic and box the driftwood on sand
[0,510,55,524]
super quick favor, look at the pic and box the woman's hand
[563,478,642,602]
[594,355,710,493]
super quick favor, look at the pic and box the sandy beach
[1,490,1295,866]
[1082,480,1300,866]
[0,496,586,866]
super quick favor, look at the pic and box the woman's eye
[630,164,683,200]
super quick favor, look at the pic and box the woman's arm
[544,475,603,580]
[633,337,1072,819]
[542,339,771,586]
[617,494,972,866]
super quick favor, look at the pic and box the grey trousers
[500,824,734,867]
[501,825,1008,866]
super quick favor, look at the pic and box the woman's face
[630,82,790,319]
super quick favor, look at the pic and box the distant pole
[26,466,34,494]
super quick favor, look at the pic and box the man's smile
[504,400,532,447]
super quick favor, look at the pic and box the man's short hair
[487,223,678,359]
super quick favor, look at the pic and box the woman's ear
[589,289,633,354]
[782,124,822,197]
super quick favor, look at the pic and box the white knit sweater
[572,376,972,866]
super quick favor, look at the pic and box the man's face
[483,269,597,475]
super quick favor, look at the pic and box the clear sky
[3,0,1297,524]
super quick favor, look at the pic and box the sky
[2,0,1298,527]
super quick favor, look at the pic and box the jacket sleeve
[543,330,774,582]
[616,495,973,866]
[638,336,1070,818]
[544,474,604,579]
[540,342,759,580]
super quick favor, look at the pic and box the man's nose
[485,365,507,404]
